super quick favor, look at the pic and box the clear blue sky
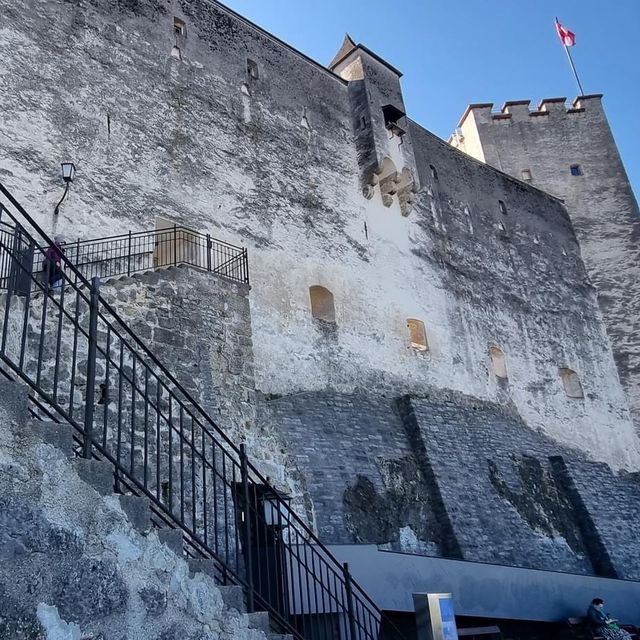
[222,0,640,199]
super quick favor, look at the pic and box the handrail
[0,182,408,640]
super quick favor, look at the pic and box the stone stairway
[0,377,293,640]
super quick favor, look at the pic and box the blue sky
[222,0,640,199]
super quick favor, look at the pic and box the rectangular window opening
[173,17,186,36]
[521,169,532,181]
[570,164,583,176]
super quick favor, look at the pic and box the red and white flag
[556,20,576,47]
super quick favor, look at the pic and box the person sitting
[587,598,632,639]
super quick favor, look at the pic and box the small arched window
[429,165,438,180]
[559,368,584,399]
[499,200,508,215]
[407,319,428,351]
[489,346,508,379]
[309,286,335,323]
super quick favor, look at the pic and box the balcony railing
[0,222,249,291]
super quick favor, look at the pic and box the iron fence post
[240,443,255,613]
[243,248,249,285]
[343,562,358,640]
[127,230,132,277]
[75,238,80,284]
[82,276,100,459]
[173,224,178,266]
[206,234,212,272]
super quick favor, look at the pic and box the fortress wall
[0,0,358,246]
[262,389,640,577]
[451,96,640,433]
[405,396,593,575]
[556,459,640,581]
[405,122,637,469]
[264,391,444,552]
[0,0,638,470]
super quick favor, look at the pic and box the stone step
[0,378,28,427]
[218,585,246,613]
[118,495,152,534]
[187,558,218,580]
[157,528,184,556]
[29,421,74,456]
[73,458,114,495]
[247,611,271,635]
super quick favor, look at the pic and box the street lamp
[54,162,76,215]
[262,487,290,528]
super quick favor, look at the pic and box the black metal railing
[0,221,249,290]
[0,182,407,640]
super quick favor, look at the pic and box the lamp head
[61,162,76,183]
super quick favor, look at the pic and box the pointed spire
[329,33,357,70]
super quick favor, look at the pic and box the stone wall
[406,123,636,469]
[0,378,268,640]
[262,390,640,578]
[555,458,640,581]
[404,395,592,574]
[264,392,443,554]
[1,0,638,470]
[95,267,311,517]
[451,97,640,433]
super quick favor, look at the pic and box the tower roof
[329,33,403,77]
[329,34,357,70]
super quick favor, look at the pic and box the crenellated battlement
[454,94,604,130]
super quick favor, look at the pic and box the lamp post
[259,486,291,618]
[54,162,76,215]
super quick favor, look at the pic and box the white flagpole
[556,18,586,96]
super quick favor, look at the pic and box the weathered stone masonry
[0,378,272,640]
[450,97,640,434]
[2,0,640,585]
[262,388,640,579]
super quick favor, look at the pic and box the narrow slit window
[464,205,473,233]
[559,368,584,399]
[499,200,507,215]
[247,59,259,80]
[430,165,438,180]
[309,286,335,323]
[570,164,583,176]
[407,319,428,352]
[489,346,508,379]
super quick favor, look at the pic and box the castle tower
[450,95,640,431]
[329,35,420,215]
